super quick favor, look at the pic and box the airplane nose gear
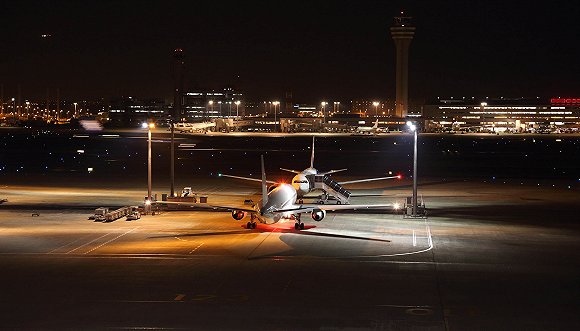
[246,214,257,229]
[294,214,305,230]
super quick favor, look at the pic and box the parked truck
[92,207,109,221]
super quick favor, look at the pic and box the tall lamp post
[234,100,241,118]
[272,101,280,132]
[321,101,327,123]
[406,121,418,216]
[373,101,380,119]
[208,100,214,120]
[143,122,155,213]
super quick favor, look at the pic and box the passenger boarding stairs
[311,174,351,204]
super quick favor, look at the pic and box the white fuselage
[256,184,298,224]
[291,167,318,198]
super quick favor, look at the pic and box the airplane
[220,137,400,204]
[172,121,216,133]
[162,155,393,230]
[354,119,380,134]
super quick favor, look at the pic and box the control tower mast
[170,48,185,197]
[390,12,415,118]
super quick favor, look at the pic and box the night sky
[2,0,579,102]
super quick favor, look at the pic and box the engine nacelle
[311,209,326,222]
[231,210,246,220]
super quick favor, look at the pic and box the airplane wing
[280,167,302,174]
[339,175,400,185]
[273,203,393,214]
[157,200,257,213]
[318,168,348,175]
[219,173,277,184]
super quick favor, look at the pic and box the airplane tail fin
[261,155,268,204]
[310,136,315,168]
[373,119,379,129]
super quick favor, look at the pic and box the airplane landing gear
[247,214,257,229]
[294,214,304,230]
[246,221,257,229]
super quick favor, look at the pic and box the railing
[322,175,351,199]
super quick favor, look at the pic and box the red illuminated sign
[551,98,580,105]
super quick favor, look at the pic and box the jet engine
[231,210,246,220]
[311,209,326,222]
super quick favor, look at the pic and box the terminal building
[180,87,244,121]
[422,97,580,132]
[108,96,166,127]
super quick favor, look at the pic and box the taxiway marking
[84,227,139,254]
[66,233,112,254]
[188,242,204,254]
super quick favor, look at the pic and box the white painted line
[66,233,112,254]
[188,242,204,254]
[376,304,433,308]
[47,235,89,254]
[84,227,139,254]
[344,219,433,258]
[427,223,433,247]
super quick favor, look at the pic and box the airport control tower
[170,48,185,198]
[172,48,185,119]
[390,12,415,118]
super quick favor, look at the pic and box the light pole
[373,101,380,119]
[234,100,241,118]
[26,101,30,117]
[208,100,214,120]
[73,102,78,118]
[321,101,327,123]
[272,101,280,132]
[143,122,155,213]
[218,101,222,117]
[406,121,418,216]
